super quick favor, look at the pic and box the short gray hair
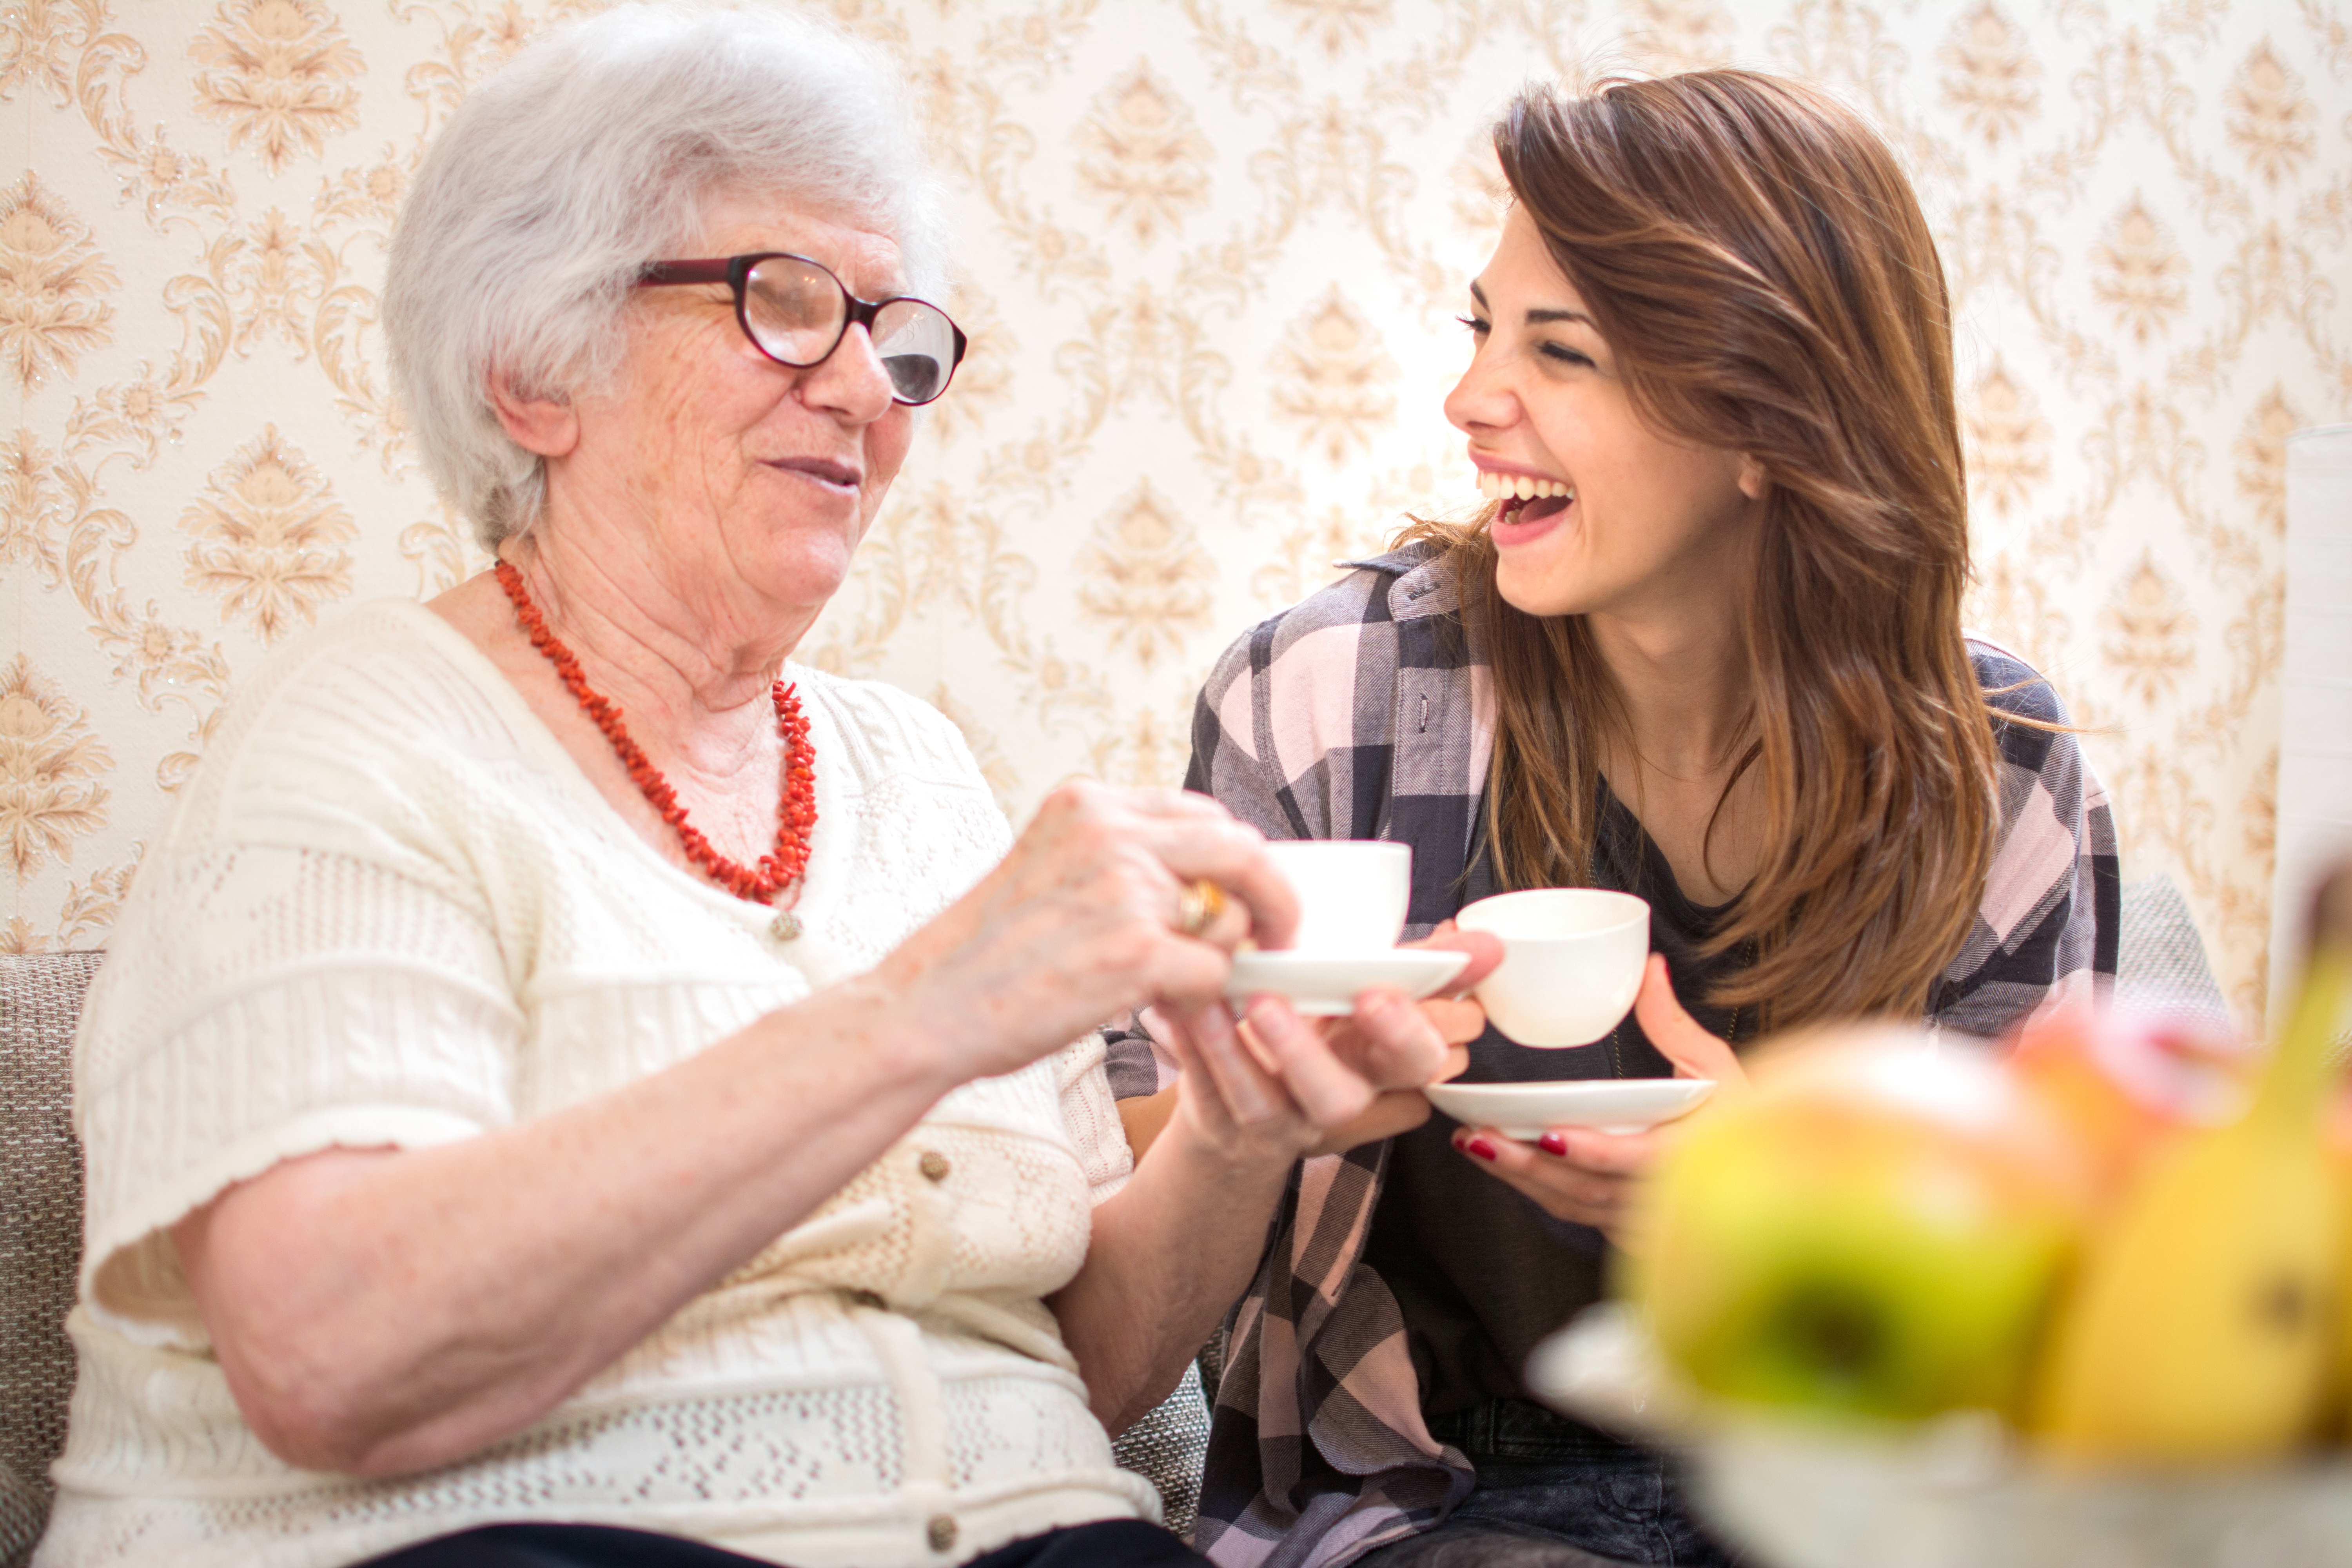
[384,2,946,549]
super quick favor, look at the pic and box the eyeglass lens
[742,255,958,405]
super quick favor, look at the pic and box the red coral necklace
[496,560,816,928]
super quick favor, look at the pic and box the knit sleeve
[1053,1031,1134,1204]
[70,624,528,1349]
[1929,645,2122,1041]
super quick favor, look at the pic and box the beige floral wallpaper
[5,0,2348,1028]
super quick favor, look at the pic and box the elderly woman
[34,9,1491,1568]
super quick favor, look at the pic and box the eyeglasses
[635,252,968,406]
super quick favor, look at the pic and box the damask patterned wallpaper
[4,0,2348,1027]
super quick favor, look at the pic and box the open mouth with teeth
[1476,470,1575,523]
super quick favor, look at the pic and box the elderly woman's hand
[873,779,1297,1084]
[1146,923,1500,1166]
[1448,954,1748,1241]
[1053,923,1498,1433]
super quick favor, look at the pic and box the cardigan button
[918,1150,951,1183]
[926,1515,958,1552]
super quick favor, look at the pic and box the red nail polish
[1538,1132,1568,1157]
[1465,1137,1499,1162]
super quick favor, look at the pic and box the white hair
[383,2,947,549]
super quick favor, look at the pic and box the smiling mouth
[1476,471,1573,503]
[1477,470,1574,523]
[1505,494,1572,523]
[768,457,862,488]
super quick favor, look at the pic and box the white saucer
[1424,1078,1715,1138]
[1225,948,1473,1015]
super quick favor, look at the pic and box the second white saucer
[1225,948,1472,1015]
[1424,1078,1715,1138]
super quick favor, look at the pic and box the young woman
[1122,71,2117,1568]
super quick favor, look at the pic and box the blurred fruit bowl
[1529,1305,2352,1568]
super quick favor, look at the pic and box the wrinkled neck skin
[498,494,809,779]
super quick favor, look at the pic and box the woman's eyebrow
[1463,281,1594,329]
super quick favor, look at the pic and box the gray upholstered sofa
[1,953,95,1568]
[0,878,2226,1566]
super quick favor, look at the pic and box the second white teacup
[1264,840,1412,953]
[1455,888,1651,1047]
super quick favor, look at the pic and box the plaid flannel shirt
[1105,543,2120,1568]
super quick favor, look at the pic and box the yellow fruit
[2028,873,2352,1464]
[2334,1136,2352,1444]
[2028,1118,2341,1460]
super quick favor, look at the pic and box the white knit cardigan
[39,601,1153,1568]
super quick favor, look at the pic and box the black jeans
[1352,1399,1740,1568]
[358,1518,1205,1568]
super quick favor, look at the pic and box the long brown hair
[1417,71,1997,1027]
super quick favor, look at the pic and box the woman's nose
[1443,350,1517,437]
[799,323,897,425]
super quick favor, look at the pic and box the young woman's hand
[1450,954,1746,1239]
[1065,926,1498,1432]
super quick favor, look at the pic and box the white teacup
[1264,840,1412,953]
[1455,888,1651,1047]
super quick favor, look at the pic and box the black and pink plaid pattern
[1107,544,2120,1568]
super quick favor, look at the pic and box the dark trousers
[359,1518,1205,1568]
[1352,1399,1740,1568]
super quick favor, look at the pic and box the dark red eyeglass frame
[635,252,968,406]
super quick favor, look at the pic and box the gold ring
[1175,878,1228,938]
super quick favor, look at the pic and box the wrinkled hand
[878,780,1296,1083]
[1450,954,1748,1240]
[1154,924,1500,1168]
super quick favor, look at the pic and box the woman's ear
[1736,454,1769,502]
[487,376,579,459]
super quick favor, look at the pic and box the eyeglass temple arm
[635,260,736,287]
